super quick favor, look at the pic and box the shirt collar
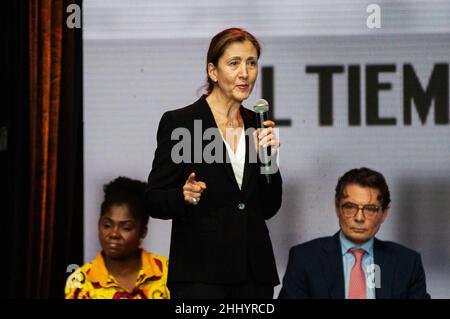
[339,231,374,257]
[140,250,163,282]
[87,252,116,287]
[87,249,163,288]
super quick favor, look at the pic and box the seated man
[279,167,430,299]
[65,177,170,299]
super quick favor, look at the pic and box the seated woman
[65,177,170,299]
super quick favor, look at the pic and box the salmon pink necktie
[348,248,366,299]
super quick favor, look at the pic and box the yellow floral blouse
[65,249,170,299]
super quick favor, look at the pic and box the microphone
[253,99,271,184]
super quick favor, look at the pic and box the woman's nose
[109,227,121,239]
[239,64,248,78]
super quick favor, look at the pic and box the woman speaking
[146,28,282,299]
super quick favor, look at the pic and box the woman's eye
[230,61,238,66]
[103,224,111,228]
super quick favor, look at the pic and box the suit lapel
[240,107,256,193]
[320,232,345,299]
[373,238,394,299]
[196,96,241,193]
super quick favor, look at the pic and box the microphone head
[253,99,269,113]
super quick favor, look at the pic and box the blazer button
[238,203,246,210]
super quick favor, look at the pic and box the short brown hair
[335,167,391,210]
[204,28,261,94]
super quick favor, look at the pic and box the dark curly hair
[100,177,149,234]
[335,167,391,210]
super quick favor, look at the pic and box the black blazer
[278,232,430,299]
[146,95,283,285]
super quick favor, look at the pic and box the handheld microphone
[253,99,271,184]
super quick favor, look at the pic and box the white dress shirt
[220,127,246,189]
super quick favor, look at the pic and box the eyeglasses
[340,202,382,219]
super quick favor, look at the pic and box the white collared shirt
[220,128,246,189]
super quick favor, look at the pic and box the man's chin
[346,231,371,245]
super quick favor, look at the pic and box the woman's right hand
[183,172,207,205]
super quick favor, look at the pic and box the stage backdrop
[83,0,450,297]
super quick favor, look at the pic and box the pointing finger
[187,172,196,183]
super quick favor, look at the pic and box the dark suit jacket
[279,232,430,299]
[146,95,282,285]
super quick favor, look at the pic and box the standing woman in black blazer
[146,28,282,299]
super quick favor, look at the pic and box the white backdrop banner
[83,0,450,298]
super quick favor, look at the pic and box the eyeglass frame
[339,202,384,219]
